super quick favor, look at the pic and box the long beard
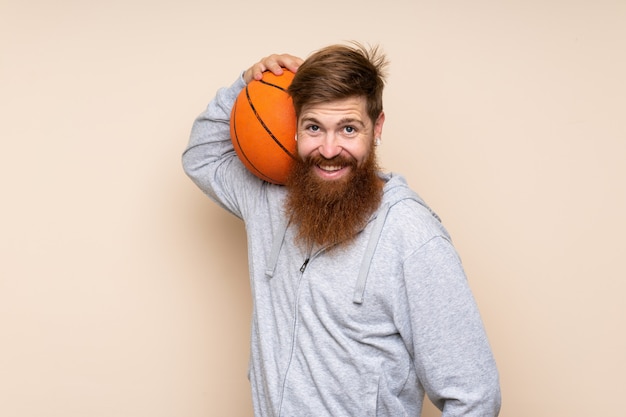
[284,150,383,250]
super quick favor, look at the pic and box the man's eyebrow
[300,116,321,124]
[299,116,366,128]
[337,117,366,128]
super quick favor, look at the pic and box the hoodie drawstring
[352,203,391,304]
[265,217,290,278]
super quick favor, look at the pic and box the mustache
[303,154,358,168]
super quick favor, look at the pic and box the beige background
[1,1,624,416]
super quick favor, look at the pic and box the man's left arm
[401,236,501,416]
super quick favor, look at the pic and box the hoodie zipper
[299,258,310,273]
[300,245,329,273]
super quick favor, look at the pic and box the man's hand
[243,53,303,84]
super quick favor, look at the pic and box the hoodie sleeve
[400,236,501,416]
[182,74,259,218]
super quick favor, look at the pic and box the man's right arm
[182,75,249,216]
[182,54,303,216]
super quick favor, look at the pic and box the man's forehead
[299,97,369,125]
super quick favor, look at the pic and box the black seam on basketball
[233,92,279,183]
[245,85,297,161]
[259,79,288,92]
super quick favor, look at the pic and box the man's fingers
[244,53,304,84]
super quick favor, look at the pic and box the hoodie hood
[265,172,444,304]
[352,172,443,303]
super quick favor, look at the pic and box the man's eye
[306,125,320,132]
[344,126,356,134]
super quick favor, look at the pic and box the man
[182,43,501,416]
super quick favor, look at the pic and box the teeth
[320,165,342,172]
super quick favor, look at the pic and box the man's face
[285,96,385,249]
[295,96,385,181]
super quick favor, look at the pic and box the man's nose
[318,133,342,159]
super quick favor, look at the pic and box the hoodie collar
[265,173,442,304]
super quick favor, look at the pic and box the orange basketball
[230,70,297,185]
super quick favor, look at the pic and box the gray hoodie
[183,75,501,416]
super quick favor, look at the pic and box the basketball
[230,70,297,185]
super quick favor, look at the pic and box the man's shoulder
[379,173,450,244]
[381,173,441,221]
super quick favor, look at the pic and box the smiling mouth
[318,165,344,172]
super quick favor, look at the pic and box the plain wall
[1,1,624,416]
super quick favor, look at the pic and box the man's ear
[374,111,385,140]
